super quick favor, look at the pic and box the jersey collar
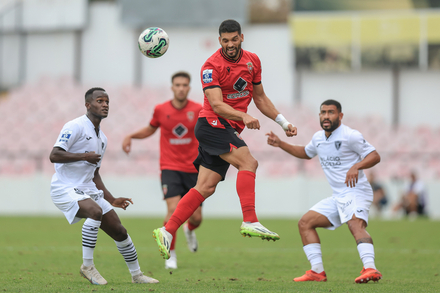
[324,123,343,141]
[220,48,243,63]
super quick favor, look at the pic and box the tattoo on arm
[356,237,373,245]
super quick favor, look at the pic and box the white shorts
[51,187,113,224]
[310,192,372,230]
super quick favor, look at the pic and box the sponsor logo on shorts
[162,184,168,195]
[74,188,84,195]
[335,141,342,150]
[59,130,73,142]
[234,131,243,140]
[202,69,213,83]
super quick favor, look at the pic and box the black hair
[219,19,241,36]
[85,87,106,102]
[171,71,191,83]
[321,99,342,113]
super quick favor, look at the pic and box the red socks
[164,221,176,250]
[187,221,200,231]
[237,170,258,223]
[165,189,205,235]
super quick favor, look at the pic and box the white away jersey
[50,115,107,194]
[305,124,375,196]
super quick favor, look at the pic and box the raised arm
[204,87,260,129]
[93,167,133,209]
[122,125,158,154]
[49,147,101,164]
[253,83,297,137]
[266,131,310,159]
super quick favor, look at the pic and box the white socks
[82,218,101,267]
[303,243,324,273]
[115,235,141,276]
[357,243,376,269]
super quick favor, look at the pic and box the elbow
[49,154,56,163]
[376,153,381,164]
[211,104,222,115]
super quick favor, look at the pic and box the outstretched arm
[266,131,310,159]
[253,83,297,137]
[122,125,158,154]
[345,150,381,188]
[93,168,133,209]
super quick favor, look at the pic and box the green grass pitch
[1,216,439,292]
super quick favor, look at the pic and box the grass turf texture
[1,217,439,292]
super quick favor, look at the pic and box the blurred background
[1,0,439,219]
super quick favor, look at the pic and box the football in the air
[138,27,169,58]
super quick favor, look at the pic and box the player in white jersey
[266,99,382,283]
[50,87,159,285]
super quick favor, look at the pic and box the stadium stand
[0,78,438,180]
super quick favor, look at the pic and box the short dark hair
[85,87,106,102]
[321,99,342,113]
[171,71,191,83]
[219,19,241,36]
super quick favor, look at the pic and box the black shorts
[193,117,247,180]
[161,170,198,200]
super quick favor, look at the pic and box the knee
[89,206,103,221]
[247,157,258,172]
[298,217,311,232]
[190,214,202,225]
[197,184,216,198]
[113,225,128,242]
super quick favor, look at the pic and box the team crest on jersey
[59,130,72,142]
[202,69,213,83]
[247,62,253,73]
[335,141,342,150]
[234,131,243,140]
[187,111,194,121]
[162,184,168,195]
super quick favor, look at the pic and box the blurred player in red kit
[122,71,202,269]
[153,19,297,260]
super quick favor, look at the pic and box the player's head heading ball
[219,19,241,36]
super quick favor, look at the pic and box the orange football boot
[293,270,327,282]
[354,267,382,283]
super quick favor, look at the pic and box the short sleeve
[54,122,81,152]
[252,54,262,85]
[149,106,160,128]
[304,139,317,159]
[348,130,375,159]
[201,60,220,90]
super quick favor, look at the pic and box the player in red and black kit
[153,19,297,261]
[122,71,202,269]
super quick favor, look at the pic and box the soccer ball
[138,27,169,58]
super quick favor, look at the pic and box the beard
[320,118,339,132]
[222,43,241,59]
